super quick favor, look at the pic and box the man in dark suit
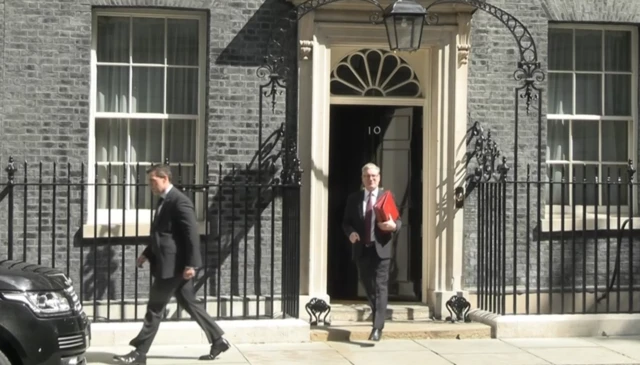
[342,162,402,341]
[114,165,229,364]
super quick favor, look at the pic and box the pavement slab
[414,338,522,354]
[340,349,454,365]
[525,347,638,365]
[501,338,600,348]
[439,352,551,365]
[85,337,640,365]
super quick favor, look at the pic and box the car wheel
[0,350,11,365]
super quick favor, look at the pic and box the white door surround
[295,7,473,319]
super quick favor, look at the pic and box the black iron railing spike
[628,160,636,182]
[498,157,510,182]
[5,156,17,185]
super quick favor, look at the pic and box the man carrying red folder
[342,162,402,341]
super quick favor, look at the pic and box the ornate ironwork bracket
[466,121,510,183]
[458,121,509,199]
[423,0,543,114]
[305,297,331,326]
[445,295,472,323]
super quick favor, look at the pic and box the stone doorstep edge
[88,318,311,347]
[469,309,640,338]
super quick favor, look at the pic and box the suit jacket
[342,188,402,260]
[143,187,202,279]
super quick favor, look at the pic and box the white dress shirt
[156,184,173,215]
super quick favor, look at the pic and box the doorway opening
[327,104,423,302]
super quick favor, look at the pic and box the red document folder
[374,190,400,223]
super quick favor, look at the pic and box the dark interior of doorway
[327,104,423,302]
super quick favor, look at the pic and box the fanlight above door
[330,49,422,98]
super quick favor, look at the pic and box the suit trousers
[130,276,224,354]
[356,246,390,330]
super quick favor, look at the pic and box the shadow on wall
[77,126,287,304]
[195,126,285,298]
[215,0,293,67]
[73,0,299,308]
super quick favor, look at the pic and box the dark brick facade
[3,0,640,315]
[463,0,640,299]
[0,0,296,307]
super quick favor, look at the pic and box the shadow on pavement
[313,326,376,347]
[87,351,200,364]
[85,352,115,364]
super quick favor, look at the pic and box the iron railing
[0,157,301,322]
[475,162,640,315]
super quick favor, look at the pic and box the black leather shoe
[199,338,231,360]
[114,350,147,365]
[368,328,382,341]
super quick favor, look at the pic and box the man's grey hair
[361,162,380,175]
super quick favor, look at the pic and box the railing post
[5,156,17,260]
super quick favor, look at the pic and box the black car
[0,260,91,365]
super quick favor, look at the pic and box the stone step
[322,302,431,323]
[310,320,491,342]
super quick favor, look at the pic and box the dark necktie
[154,197,164,219]
[364,192,373,246]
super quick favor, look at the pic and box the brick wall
[464,0,549,289]
[463,0,640,302]
[0,0,296,311]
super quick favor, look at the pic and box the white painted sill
[540,215,640,233]
[81,221,208,238]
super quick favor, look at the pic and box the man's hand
[377,214,397,232]
[136,254,147,268]
[183,267,196,280]
[349,232,360,244]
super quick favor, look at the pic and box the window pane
[129,164,153,210]
[605,31,631,72]
[548,73,573,114]
[167,68,198,114]
[601,164,629,206]
[575,74,601,115]
[573,164,598,206]
[605,74,631,116]
[547,164,569,205]
[132,67,164,113]
[165,119,196,163]
[575,30,602,71]
[572,120,599,161]
[167,19,199,66]
[97,16,129,63]
[547,120,569,160]
[97,66,129,112]
[602,121,629,162]
[95,119,127,162]
[132,18,165,64]
[130,119,162,163]
[170,165,196,186]
[97,164,125,210]
[549,29,573,71]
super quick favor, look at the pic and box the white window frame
[88,9,207,227]
[544,23,638,230]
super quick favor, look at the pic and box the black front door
[327,104,423,301]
